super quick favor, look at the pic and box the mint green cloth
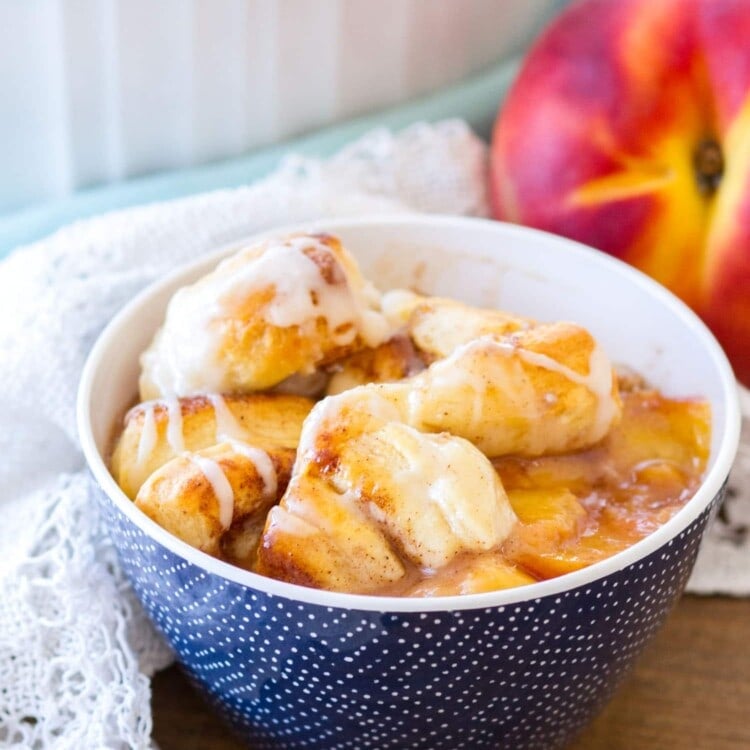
[0,58,518,260]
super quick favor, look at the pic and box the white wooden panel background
[0,0,555,212]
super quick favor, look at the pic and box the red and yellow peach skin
[491,0,750,384]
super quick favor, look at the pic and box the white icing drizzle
[502,343,591,386]
[207,393,248,441]
[582,344,621,437]
[135,403,157,467]
[212,236,382,354]
[402,329,618,455]
[407,344,493,436]
[502,338,618,437]
[280,388,407,545]
[205,394,278,498]
[437,332,616,430]
[141,234,391,397]
[190,455,234,529]
[224,439,278,499]
[296,385,405,461]
[386,424,514,556]
[164,398,185,453]
[406,386,424,428]
[200,393,279,501]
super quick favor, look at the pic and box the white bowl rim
[77,214,742,613]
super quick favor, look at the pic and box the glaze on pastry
[257,389,518,592]
[139,233,390,399]
[111,392,313,499]
[109,231,710,598]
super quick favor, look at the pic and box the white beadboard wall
[0,0,555,213]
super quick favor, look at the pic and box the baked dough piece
[257,475,407,592]
[334,423,516,569]
[257,390,517,593]
[325,333,425,395]
[256,318,621,592]
[111,392,313,499]
[135,441,293,564]
[139,233,392,399]
[382,290,532,361]
[317,320,622,459]
[406,321,622,457]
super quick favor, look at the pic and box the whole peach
[491,0,750,384]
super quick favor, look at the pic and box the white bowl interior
[79,215,741,612]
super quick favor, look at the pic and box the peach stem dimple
[693,137,724,196]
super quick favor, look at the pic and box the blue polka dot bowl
[78,216,740,749]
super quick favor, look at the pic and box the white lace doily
[687,386,750,594]
[0,121,487,750]
[0,119,746,749]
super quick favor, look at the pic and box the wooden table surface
[152,595,750,750]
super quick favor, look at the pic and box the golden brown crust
[139,233,390,399]
[135,442,296,559]
[255,475,406,593]
[406,321,622,457]
[325,334,426,395]
[111,392,313,499]
[383,291,533,361]
[255,388,519,593]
